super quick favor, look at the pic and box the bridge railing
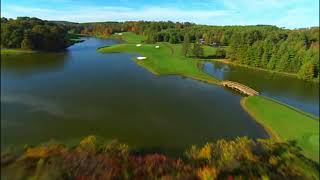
[221,81,259,95]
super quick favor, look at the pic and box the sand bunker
[137,56,147,60]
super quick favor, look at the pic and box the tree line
[1,17,70,51]
[227,28,319,81]
[2,17,318,80]
[70,21,319,81]
[2,136,319,179]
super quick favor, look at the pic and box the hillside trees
[1,17,70,51]
[3,17,318,80]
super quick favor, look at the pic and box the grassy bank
[1,48,36,55]
[109,32,146,44]
[212,59,298,77]
[212,59,320,83]
[2,136,319,179]
[98,42,220,84]
[241,96,319,162]
[99,34,319,164]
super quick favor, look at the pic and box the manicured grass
[203,45,217,56]
[98,42,220,84]
[1,48,36,55]
[241,95,319,162]
[110,32,146,44]
[99,34,318,163]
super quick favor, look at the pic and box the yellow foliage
[185,145,200,160]
[269,156,278,166]
[24,143,65,159]
[79,135,97,147]
[212,137,257,168]
[105,140,129,157]
[197,166,218,180]
[198,143,213,162]
[25,147,50,158]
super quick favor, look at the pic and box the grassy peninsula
[98,36,220,84]
[241,96,319,162]
[99,32,319,163]
[110,32,146,43]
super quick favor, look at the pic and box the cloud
[1,0,318,28]
[2,4,233,24]
[1,94,65,117]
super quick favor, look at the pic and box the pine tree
[298,62,315,80]
[182,34,191,57]
[192,43,204,57]
[267,46,279,70]
[276,52,290,72]
[261,40,272,68]
[275,43,289,72]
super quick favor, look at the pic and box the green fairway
[1,48,36,55]
[241,95,319,162]
[110,32,146,44]
[98,42,220,84]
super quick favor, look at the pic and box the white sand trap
[136,44,142,47]
[155,45,160,48]
[118,33,122,35]
[137,56,147,60]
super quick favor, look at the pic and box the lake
[2,37,316,155]
[203,62,319,117]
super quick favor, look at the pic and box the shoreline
[1,36,85,55]
[209,59,319,83]
[133,58,221,85]
[0,48,37,55]
[240,97,280,141]
[98,42,221,86]
[240,95,319,162]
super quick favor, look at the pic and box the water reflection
[1,52,68,76]
[203,61,319,116]
[1,38,268,153]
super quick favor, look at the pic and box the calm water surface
[203,62,319,117]
[1,38,268,154]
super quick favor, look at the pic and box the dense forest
[69,21,319,81]
[1,17,70,51]
[1,17,319,80]
[2,136,319,179]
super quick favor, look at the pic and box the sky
[1,0,319,28]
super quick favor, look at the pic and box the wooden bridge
[221,81,259,96]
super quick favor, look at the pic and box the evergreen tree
[192,43,204,57]
[182,33,191,57]
[277,52,290,72]
[298,62,315,80]
[267,46,279,70]
[275,43,289,71]
[261,40,272,68]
